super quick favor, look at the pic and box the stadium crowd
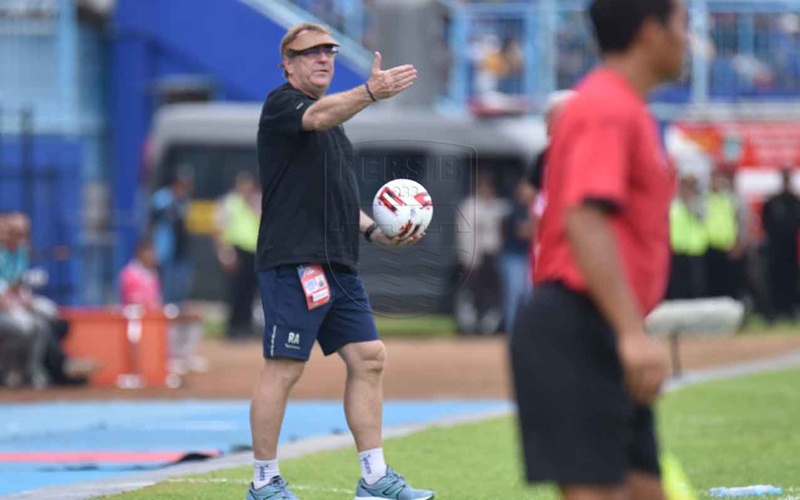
[299,3,800,100]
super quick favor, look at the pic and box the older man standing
[246,23,433,500]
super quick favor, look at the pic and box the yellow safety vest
[221,194,259,253]
[705,192,737,251]
[670,201,708,256]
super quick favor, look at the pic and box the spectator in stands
[668,174,708,299]
[496,37,525,94]
[214,171,261,340]
[149,173,193,305]
[705,168,746,298]
[472,33,501,97]
[761,168,800,318]
[120,237,207,374]
[456,170,509,334]
[474,34,524,106]
[500,178,535,333]
[556,12,595,88]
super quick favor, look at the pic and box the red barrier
[60,308,171,388]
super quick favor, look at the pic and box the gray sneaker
[354,466,434,500]
[246,476,300,500]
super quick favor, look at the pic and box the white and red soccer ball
[372,179,433,240]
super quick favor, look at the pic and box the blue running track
[0,399,510,495]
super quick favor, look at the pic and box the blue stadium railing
[320,0,800,109]
[0,0,80,135]
[0,0,87,304]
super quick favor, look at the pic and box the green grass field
[106,368,800,499]
[203,313,458,339]
[372,314,457,337]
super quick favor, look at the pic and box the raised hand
[366,51,418,100]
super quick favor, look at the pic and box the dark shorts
[257,264,379,361]
[510,282,660,486]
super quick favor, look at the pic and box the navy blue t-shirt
[256,83,360,270]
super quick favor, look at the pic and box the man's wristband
[365,82,378,102]
[363,222,379,242]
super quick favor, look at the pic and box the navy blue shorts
[257,264,379,361]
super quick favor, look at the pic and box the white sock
[253,459,280,489]
[358,448,388,485]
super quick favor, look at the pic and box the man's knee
[1,312,33,337]
[261,357,305,388]
[343,341,387,376]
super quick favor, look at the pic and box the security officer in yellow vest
[215,171,262,340]
[705,169,747,298]
[668,174,708,299]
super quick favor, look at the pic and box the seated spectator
[120,237,207,374]
[0,213,42,388]
[0,212,95,388]
[1,212,30,286]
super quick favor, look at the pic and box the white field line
[165,478,352,493]
[165,477,354,493]
[700,486,798,499]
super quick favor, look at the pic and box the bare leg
[250,357,305,459]
[560,484,629,500]
[628,471,666,500]
[338,340,387,451]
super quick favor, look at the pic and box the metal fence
[0,0,113,305]
[449,0,800,108]
[0,107,80,305]
[0,0,78,134]
[313,0,800,110]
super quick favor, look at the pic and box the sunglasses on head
[286,44,340,58]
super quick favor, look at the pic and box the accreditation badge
[297,264,331,310]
